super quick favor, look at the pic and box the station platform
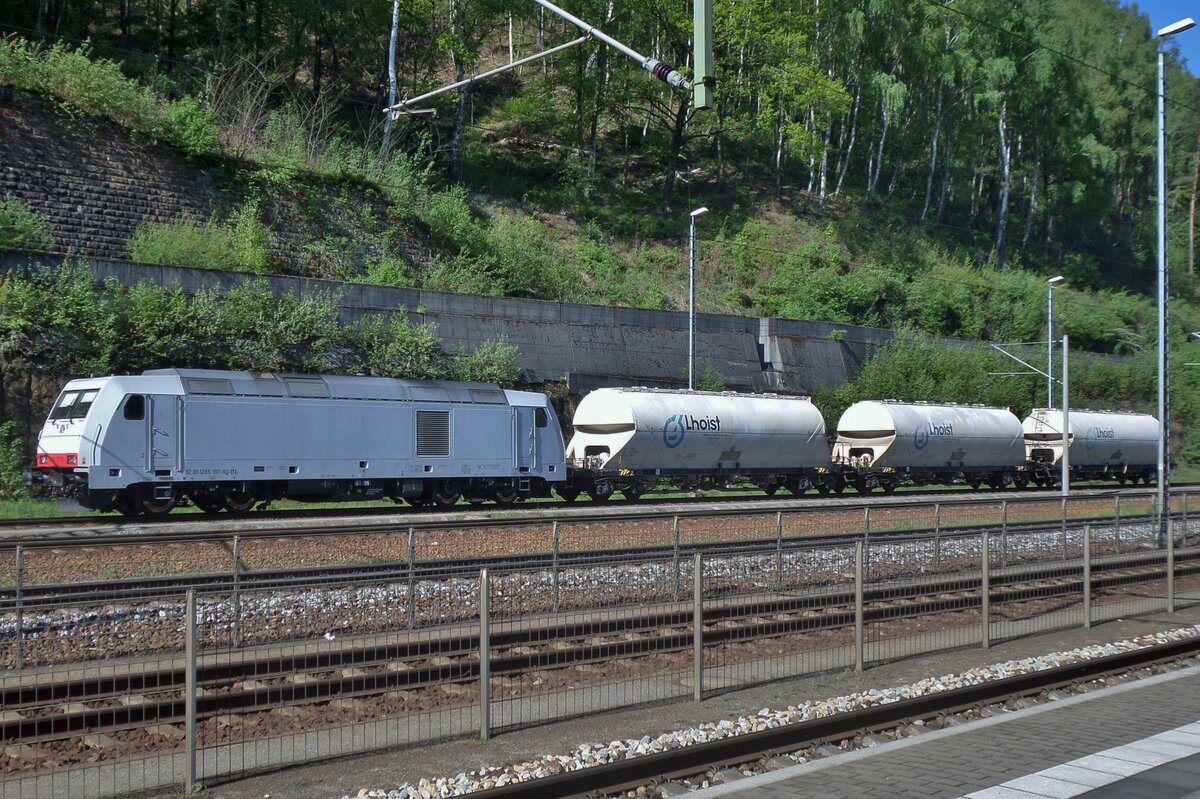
[690,664,1200,799]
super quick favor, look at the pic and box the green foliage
[127,201,272,273]
[0,421,29,500]
[450,339,522,386]
[350,313,444,379]
[0,38,219,157]
[0,195,54,250]
[0,259,528,386]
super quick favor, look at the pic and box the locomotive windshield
[48,389,99,421]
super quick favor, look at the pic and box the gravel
[339,624,1200,799]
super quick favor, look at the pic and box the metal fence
[2,491,1198,798]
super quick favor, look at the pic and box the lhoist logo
[663,413,721,449]
[663,415,686,448]
[914,421,953,450]
[1085,426,1114,450]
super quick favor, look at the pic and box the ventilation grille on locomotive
[416,410,451,456]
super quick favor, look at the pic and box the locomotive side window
[123,395,146,421]
[536,408,548,428]
[48,389,99,420]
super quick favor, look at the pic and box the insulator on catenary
[644,59,690,89]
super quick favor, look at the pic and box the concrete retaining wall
[0,251,1014,393]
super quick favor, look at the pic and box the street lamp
[1157,18,1195,528]
[688,206,709,391]
[1047,275,1065,408]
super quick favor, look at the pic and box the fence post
[551,521,561,614]
[232,534,243,648]
[854,540,864,672]
[981,531,990,649]
[933,503,942,572]
[1167,516,1176,615]
[693,552,703,702]
[480,568,491,740]
[185,589,197,794]
[672,516,682,602]
[1083,524,1092,629]
[1115,495,1122,554]
[998,500,1007,568]
[406,527,416,630]
[1060,496,1068,561]
[775,512,784,590]
[14,543,24,670]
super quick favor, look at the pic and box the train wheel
[881,479,898,494]
[492,486,519,506]
[556,486,580,503]
[117,494,142,517]
[968,479,983,490]
[222,491,256,513]
[1014,476,1029,489]
[191,494,223,514]
[434,488,461,507]
[621,483,644,501]
[141,494,178,516]
[763,484,779,497]
[816,483,831,497]
[406,497,428,507]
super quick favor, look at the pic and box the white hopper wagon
[563,387,831,500]
[1022,409,1158,485]
[833,400,1027,492]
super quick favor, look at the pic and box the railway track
[4,546,1194,750]
[0,484,1177,541]
[470,634,1200,799]
[0,513,1167,610]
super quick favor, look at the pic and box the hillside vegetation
[3,1,1200,466]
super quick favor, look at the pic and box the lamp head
[690,207,709,218]
[1048,275,1066,286]
[1158,18,1196,38]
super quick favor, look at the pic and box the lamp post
[1047,275,1065,409]
[688,206,709,391]
[1157,18,1195,532]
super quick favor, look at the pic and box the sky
[1123,0,1200,75]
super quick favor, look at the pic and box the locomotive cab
[33,378,109,492]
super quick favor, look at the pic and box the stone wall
[0,90,427,273]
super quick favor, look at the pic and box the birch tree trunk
[921,84,943,221]
[1020,154,1040,261]
[992,100,1011,264]
[379,0,400,161]
[834,86,860,198]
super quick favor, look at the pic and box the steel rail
[5,550,1196,743]
[1,512,1173,610]
[0,486,1175,548]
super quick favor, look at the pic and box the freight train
[28,370,1159,515]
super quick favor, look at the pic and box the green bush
[450,339,521,385]
[0,194,54,250]
[350,313,445,379]
[127,201,272,273]
[0,421,28,500]
[0,37,219,157]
